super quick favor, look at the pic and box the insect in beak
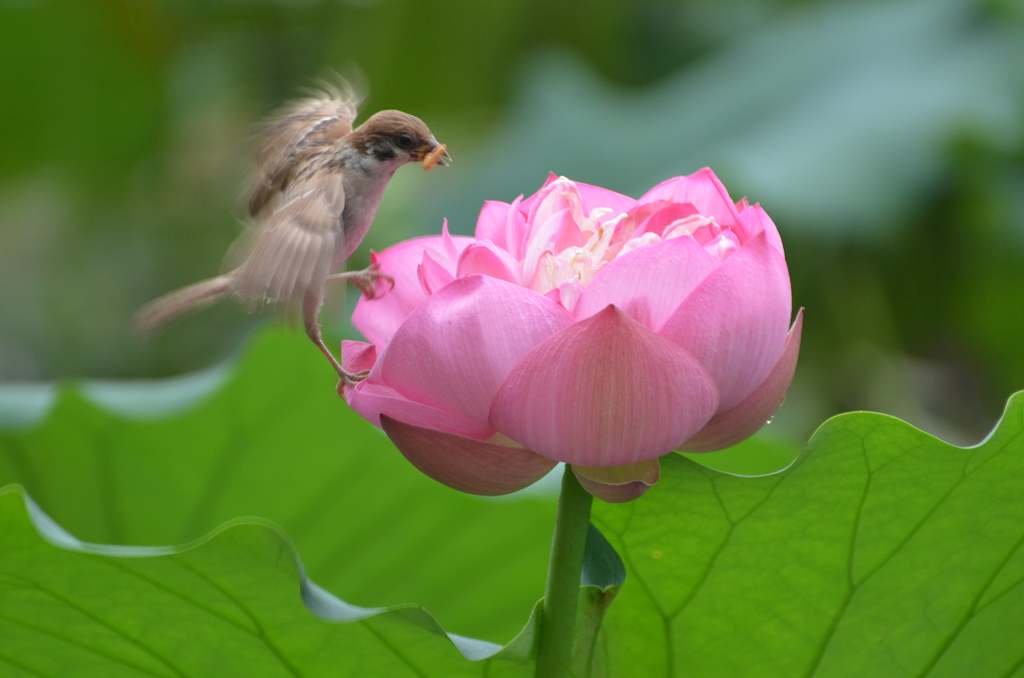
[422,143,452,171]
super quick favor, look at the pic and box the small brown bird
[135,81,451,384]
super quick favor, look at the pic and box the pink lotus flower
[342,168,802,502]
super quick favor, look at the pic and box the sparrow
[135,81,451,384]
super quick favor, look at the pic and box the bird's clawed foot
[341,368,370,386]
[336,367,370,398]
[355,263,395,300]
[328,263,395,300]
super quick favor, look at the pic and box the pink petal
[601,201,694,260]
[505,196,529,259]
[573,235,719,331]
[490,306,719,466]
[737,202,784,253]
[352,234,473,347]
[525,178,583,238]
[456,241,521,284]
[521,176,635,284]
[659,233,792,410]
[521,173,636,216]
[382,417,556,495]
[340,340,376,374]
[635,202,699,236]
[378,275,573,431]
[681,310,803,452]
[344,380,490,438]
[439,219,460,261]
[574,180,636,215]
[417,250,454,295]
[523,183,587,284]
[518,172,559,212]
[474,200,513,248]
[638,167,740,228]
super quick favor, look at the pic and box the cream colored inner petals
[529,180,740,309]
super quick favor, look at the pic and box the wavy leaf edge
[0,482,509,664]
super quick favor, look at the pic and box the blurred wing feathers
[235,170,345,312]
[248,80,360,218]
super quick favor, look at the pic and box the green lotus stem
[535,465,593,678]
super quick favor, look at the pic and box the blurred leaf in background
[0,0,1022,446]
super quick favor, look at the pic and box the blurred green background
[1,0,1022,445]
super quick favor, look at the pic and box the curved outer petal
[352,234,472,347]
[638,167,740,229]
[381,417,555,495]
[573,235,719,331]
[345,380,491,439]
[681,309,803,452]
[737,202,784,254]
[659,233,792,410]
[378,275,573,431]
[490,306,719,466]
[456,241,521,284]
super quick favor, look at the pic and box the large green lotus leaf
[0,329,557,644]
[0,485,506,677]
[0,326,793,650]
[593,393,1024,677]
[0,483,627,677]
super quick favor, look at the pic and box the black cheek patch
[373,147,396,162]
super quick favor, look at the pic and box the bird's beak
[436,145,452,167]
[421,141,452,170]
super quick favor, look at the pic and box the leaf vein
[801,441,872,677]
[171,557,303,678]
[915,525,1024,676]
[4,575,185,677]
[0,649,48,678]
[0,609,162,677]
[361,618,428,678]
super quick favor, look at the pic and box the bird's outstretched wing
[234,167,345,313]
[247,80,360,219]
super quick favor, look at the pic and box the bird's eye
[395,133,415,150]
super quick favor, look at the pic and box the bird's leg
[303,291,368,385]
[326,262,395,300]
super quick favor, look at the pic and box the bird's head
[350,110,451,171]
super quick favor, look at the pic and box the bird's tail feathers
[134,275,233,334]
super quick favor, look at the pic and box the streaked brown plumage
[135,80,452,383]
